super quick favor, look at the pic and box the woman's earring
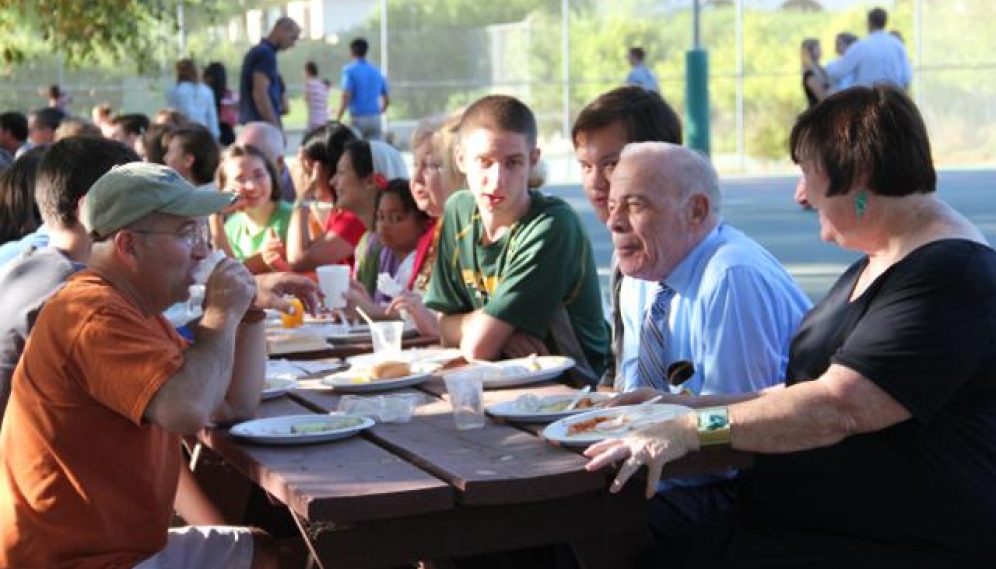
[854,191,867,218]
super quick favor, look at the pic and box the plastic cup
[316,265,350,310]
[443,373,486,430]
[370,321,404,361]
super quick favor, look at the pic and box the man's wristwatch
[696,406,731,447]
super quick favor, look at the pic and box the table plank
[293,386,609,506]
[198,396,454,523]
[297,483,650,569]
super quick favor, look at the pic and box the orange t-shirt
[0,272,186,569]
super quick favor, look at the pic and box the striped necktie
[637,283,675,389]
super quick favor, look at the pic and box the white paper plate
[229,414,374,445]
[321,368,433,393]
[486,392,612,423]
[542,403,694,447]
[444,356,575,388]
[261,377,297,400]
[347,348,462,370]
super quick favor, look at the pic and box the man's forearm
[438,313,467,348]
[213,319,266,423]
[253,88,278,126]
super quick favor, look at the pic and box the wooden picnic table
[197,360,752,569]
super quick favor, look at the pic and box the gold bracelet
[696,406,732,447]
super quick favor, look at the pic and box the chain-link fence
[2,0,993,174]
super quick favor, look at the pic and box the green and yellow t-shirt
[424,190,610,377]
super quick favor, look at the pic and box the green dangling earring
[854,191,867,218]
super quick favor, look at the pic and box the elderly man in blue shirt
[608,141,810,542]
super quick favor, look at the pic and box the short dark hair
[629,47,646,61]
[111,113,150,137]
[868,7,888,29]
[459,95,538,149]
[305,61,318,76]
[343,140,374,179]
[166,124,220,185]
[142,123,174,165]
[350,38,369,57]
[30,107,65,131]
[217,144,282,202]
[0,112,28,142]
[0,147,45,243]
[35,137,140,228]
[302,122,358,172]
[790,84,935,198]
[572,86,682,147]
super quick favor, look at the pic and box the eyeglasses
[129,222,210,249]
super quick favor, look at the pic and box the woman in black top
[586,85,996,566]
[801,38,830,107]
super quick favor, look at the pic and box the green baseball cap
[82,162,234,238]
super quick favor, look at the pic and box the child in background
[304,61,330,130]
[347,179,430,315]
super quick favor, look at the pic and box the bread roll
[370,360,411,380]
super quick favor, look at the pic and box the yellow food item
[370,360,411,380]
[280,297,304,328]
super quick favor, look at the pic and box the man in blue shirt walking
[336,38,390,141]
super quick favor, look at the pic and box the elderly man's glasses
[130,223,210,249]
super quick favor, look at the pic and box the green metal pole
[685,48,710,156]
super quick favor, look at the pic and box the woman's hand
[386,291,440,337]
[261,228,289,271]
[583,412,699,498]
[342,279,384,319]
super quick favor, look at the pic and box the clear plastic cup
[316,264,350,310]
[443,373,486,430]
[370,321,404,361]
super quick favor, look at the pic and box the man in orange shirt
[0,163,279,568]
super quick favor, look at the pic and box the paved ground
[545,169,996,302]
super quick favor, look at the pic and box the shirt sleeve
[695,265,803,395]
[832,250,996,422]
[325,210,367,247]
[826,43,862,84]
[71,308,185,426]
[483,206,581,338]
[423,202,474,315]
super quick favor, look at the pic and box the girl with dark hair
[202,62,237,145]
[210,144,291,274]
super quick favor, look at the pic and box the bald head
[269,17,301,50]
[620,142,721,213]
[236,122,284,165]
[608,142,721,282]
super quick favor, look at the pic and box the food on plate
[514,394,608,413]
[524,353,542,371]
[290,422,334,434]
[370,360,411,380]
[566,414,623,436]
[289,417,363,434]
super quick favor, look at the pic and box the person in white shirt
[303,61,330,130]
[826,8,911,90]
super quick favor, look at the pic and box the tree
[0,0,248,71]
